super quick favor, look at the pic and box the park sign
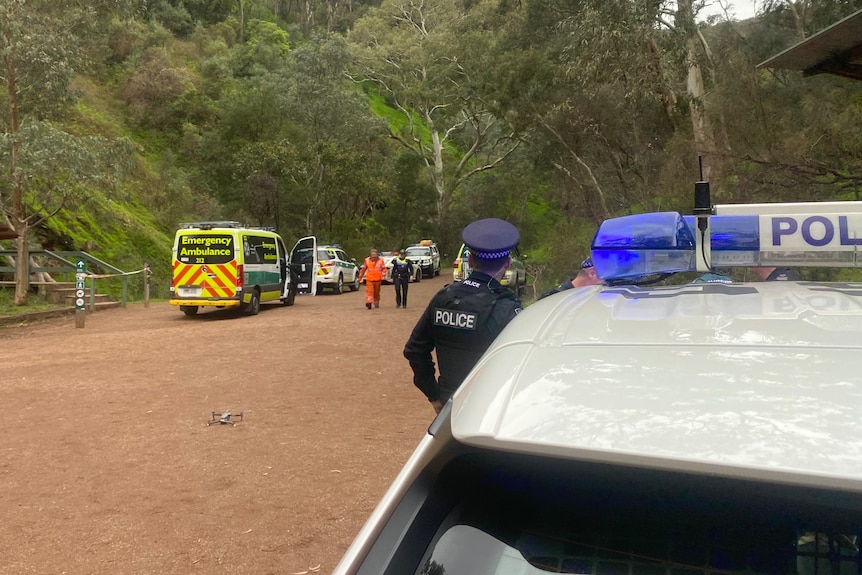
[75,259,86,328]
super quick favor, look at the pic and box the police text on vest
[434,308,478,330]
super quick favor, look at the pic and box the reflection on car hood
[452,281,862,492]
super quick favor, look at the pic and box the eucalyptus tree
[200,28,390,240]
[348,0,526,228]
[284,35,391,237]
[0,0,134,304]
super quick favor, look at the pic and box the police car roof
[451,280,862,493]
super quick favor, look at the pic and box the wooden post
[144,262,151,308]
[75,259,86,328]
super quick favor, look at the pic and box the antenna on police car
[694,156,712,271]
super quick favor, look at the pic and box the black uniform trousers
[393,275,409,307]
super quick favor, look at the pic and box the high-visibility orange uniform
[361,256,386,308]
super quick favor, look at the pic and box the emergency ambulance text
[182,235,233,247]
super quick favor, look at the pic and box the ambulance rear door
[290,236,317,295]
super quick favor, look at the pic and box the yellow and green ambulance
[170,221,311,317]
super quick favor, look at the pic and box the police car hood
[451,281,862,492]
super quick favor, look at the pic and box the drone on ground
[208,411,243,426]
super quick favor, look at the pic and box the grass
[0,288,69,317]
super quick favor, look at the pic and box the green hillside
[2,0,862,310]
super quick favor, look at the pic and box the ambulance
[170,221,312,317]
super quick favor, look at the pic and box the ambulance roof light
[179,221,243,230]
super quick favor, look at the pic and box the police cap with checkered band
[461,218,519,261]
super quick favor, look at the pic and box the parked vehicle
[333,200,862,575]
[405,240,440,278]
[292,239,359,295]
[170,221,299,316]
[383,251,422,284]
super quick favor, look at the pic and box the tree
[349,0,525,230]
[0,0,133,305]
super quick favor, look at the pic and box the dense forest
[2,0,862,303]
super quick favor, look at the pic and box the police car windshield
[405,247,430,256]
[414,452,862,575]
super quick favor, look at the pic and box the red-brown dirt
[1,276,448,574]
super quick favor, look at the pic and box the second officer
[391,249,414,308]
[403,218,523,414]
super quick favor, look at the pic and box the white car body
[382,252,422,284]
[307,244,359,294]
[334,202,862,575]
[405,243,440,278]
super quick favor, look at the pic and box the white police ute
[333,201,862,575]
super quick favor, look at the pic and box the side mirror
[350,258,356,263]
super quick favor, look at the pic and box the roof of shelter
[758,9,862,80]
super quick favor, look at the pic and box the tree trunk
[4,11,28,305]
[647,37,677,123]
[236,0,245,42]
[14,227,29,305]
[430,129,449,223]
[678,0,723,192]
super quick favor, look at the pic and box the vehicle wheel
[413,269,421,283]
[282,284,296,306]
[349,274,359,291]
[434,265,440,276]
[315,282,324,295]
[181,305,198,317]
[244,289,261,315]
[335,274,344,294]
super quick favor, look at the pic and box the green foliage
[4,0,862,301]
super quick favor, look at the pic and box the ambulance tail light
[236,264,244,288]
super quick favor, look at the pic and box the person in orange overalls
[359,249,386,309]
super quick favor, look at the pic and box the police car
[405,241,441,278]
[333,201,862,575]
[382,251,422,284]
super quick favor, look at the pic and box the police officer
[403,218,523,414]
[538,257,601,300]
[753,267,801,281]
[391,249,414,308]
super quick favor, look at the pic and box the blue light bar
[591,212,695,280]
[591,207,862,281]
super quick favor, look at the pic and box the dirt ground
[1,275,449,575]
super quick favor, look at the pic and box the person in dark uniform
[538,257,602,300]
[391,249,414,309]
[403,218,523,414]
[753,267,801,281]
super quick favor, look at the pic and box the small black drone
[208,411,243,426]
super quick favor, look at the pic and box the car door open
[290,236,317,295]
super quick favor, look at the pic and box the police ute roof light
[591,201,862,281]
[590,212,696,280]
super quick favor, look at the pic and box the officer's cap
[461,218,519,260]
